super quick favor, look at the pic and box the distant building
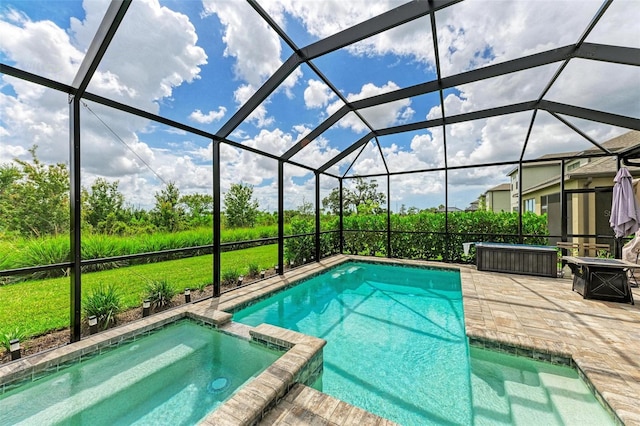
[508,130,640,245]
[437,206,463,213]
[465,200,479,212]
[484,183,511,212]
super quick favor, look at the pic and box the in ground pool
[234,261,613,425]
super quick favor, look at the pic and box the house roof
[511,130,640,179]
[580,130,640,155]
[510,131,640,196]
[485,183,510,193]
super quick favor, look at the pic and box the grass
[0,244,277,338]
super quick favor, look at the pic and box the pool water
[0,321,281,425]
[234,262,613,425]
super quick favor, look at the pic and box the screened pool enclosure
[0,0,639,342]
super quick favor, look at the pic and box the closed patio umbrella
[610,167,640,238]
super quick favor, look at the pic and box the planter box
[476,242,557,278]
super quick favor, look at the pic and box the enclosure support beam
[560,159,567,242]
[539,100,640,131]
[387,175,391,258]
[339,179,344,254]
[278,161,284,275]
[212,140,221,297]
[315,173,321,262]
[69,97,82,343]
[72,0,131,97]
[518,163,524,244]
[216,55,300,139]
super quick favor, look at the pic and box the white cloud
[304,79,335,109]
[273,0,408,46]
[202,0,282,88]
[436,1,604,76]
[202,0,303,128]
[189,106,227,124]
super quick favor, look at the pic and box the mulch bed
[0,274,269,365]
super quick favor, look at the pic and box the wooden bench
[581,243,610,257]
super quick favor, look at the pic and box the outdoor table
[563,256,637,304]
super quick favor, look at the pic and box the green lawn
[0,244,277,338]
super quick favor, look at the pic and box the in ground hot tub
[475,242,557,278]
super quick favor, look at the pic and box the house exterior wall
[486,190,510,212]
[522,175,621,249]
[509,163,560,211]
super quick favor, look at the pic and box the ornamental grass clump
[0,328,27,352]
[145,279,176,310]
[247,262,260,277]
[83,284,122,330]
[221,269,239,286]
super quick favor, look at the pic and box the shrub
[84,284,121,329]
[145,279,176,310]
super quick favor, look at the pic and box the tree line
[0,147,390,239]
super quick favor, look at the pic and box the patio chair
[623,238,640,288]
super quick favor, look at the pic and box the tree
[0,164,21,233]
[478,194,487,211]
[180,193,213,227]
[322,177,386,215]
[84,178,125,232]
[322,188,341,215]
[296,198,314,218]
[151,182,185,232]
[3,146,70,237]
[224,183,259,228]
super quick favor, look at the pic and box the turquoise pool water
[0,321,281,425]
[234,262,614,425]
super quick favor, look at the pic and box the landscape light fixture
[237,276,244,286]
[88,315,98,335]
[184,288,191,303]
[142,299,151,317]
[260,270,266,279]
[10,339,21,361]
[275,264,279,273]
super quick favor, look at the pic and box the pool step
[15,340,207,425]
[260,383,399,426]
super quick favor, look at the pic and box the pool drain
[207,377,230,394]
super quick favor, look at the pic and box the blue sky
[1,0,638,211]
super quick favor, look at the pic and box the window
[541,193,560,215]
[524,198,536,212]
[567,161,581,171]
